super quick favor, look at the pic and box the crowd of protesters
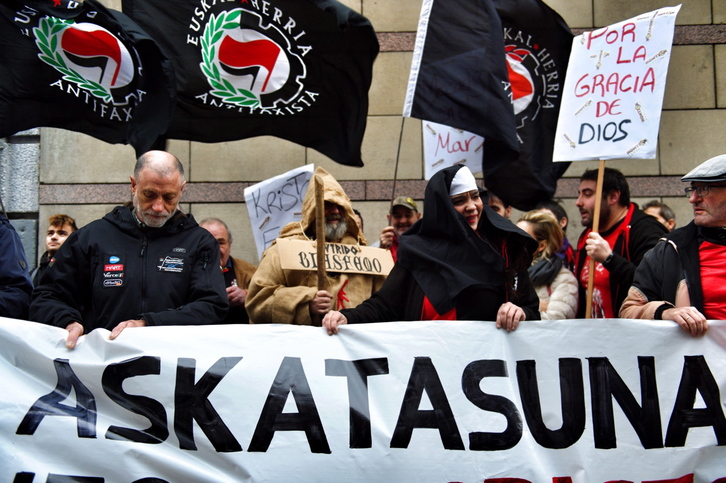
[1,150,722,341]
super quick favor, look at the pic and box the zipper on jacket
[140,236,148,314]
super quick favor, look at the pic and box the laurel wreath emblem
[201,10,260,108]
[33,16,113,103]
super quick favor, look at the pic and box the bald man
[31,151,228,348]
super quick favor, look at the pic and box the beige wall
[38,0,726,264]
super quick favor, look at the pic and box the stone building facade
[2,0,725,268]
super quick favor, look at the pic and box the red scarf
[577,204,635,318]
[421,296,457,320]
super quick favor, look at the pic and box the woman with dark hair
[323,165,539,334]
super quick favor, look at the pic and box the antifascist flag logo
[481,0,573,210]
[0,0,175,155]
[199,8,305,110]
[61,25,127,87]
[505,46,535,115]
[34,17,135,103]
[503,34,564,129]
[219,33,283,93]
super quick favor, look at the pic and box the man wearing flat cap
[377,196,421,262]
[620,154,726,336]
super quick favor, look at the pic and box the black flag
[485,0,573,210]
[0,0,176,155]
[122,0,379,167]
[2,0,86,19]
[403,0,520,168]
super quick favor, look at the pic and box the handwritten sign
[553,6,680,162]
[2,318,725,482]
[422,120,484,179]
[277,239,394,275]
[244,165,314,259]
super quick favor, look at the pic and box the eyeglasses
[684,185,726,198]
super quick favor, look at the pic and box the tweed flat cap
[682,154,726,183]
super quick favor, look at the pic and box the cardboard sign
[277,238,394,275]
[244,165,314,259]
[422,120,484,180]
[553,6,680,161]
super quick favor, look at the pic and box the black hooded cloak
[341,165,539,323]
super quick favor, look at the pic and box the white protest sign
[553,6,680,161]
[1,317,724,482]
[244,164,314,259]
[422,120,484,179]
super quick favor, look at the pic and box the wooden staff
[585,159,606,319]
[313,174,327,326]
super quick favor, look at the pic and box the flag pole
[313,174,327,327]
[585,159,606,318]
[0,190,7,219]
[390,117,407,208]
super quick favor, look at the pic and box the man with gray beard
[246,167,386,325]
[30,151,228,348]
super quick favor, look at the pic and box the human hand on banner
[309,290,333,316]
[109,319,147,341]
[63,321,84,349]
[585,232,612,263]
[322,310,348,335]
[379,226,395,249]
[663,307,708,337]
[495,302,525,332]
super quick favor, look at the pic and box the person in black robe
[323,165,539,334]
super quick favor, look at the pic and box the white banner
[553,6,680,162]
[244,164,314,259]
[422,120,484,180]
[1,317,725,482]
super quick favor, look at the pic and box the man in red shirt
[574,168,667,318]
[621,154,726,336]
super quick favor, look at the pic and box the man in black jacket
[31,213,77,286]
[0,209,32,319]
[30,151,228,348]
[621,154,726,336]
[574,167,667,318]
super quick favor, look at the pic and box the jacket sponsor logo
[103,279,123,287]
[192,6,316,114]
[109,256,121,263]
[172,247,186,253]
[158,256,184,273]
[103,272,124,278]
[104,264,124,271]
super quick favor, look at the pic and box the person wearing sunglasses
[621,154,726,336]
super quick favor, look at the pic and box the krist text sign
[244,164,314,259]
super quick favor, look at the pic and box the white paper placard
[244,164,314,259]
[553,6,680,162]
[422,120,484,179]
